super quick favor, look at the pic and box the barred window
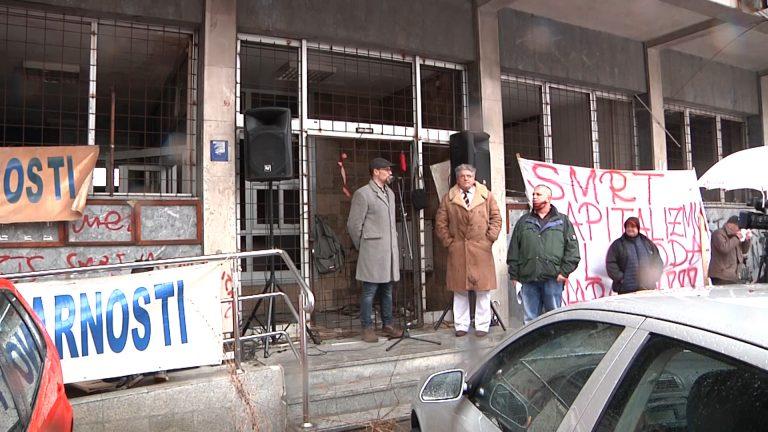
[0,9,90,146]
[502,79,544,195]
[94,23,195,195]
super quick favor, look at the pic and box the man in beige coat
[347,157,403,342]
[435,164,502,337]
[709,215,751,285]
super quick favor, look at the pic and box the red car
[0,279,72,432]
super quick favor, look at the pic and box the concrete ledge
[71,364,286,432]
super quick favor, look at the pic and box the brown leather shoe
[361,327,378,343]
[455,330,467,337]
[475,330,488,338]
[382,325,403,338]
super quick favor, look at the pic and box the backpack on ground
[313,215,345,274]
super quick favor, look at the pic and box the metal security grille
[689,114,720,202]
[665,110,686,170]
[597,98,635,170]
[501,75,637,196]
[721,119,749,203]
[420,65,463,130]
[0,8,90,146]
[501,78,544,196]
[238,41,299,116]
[235,133,303,330]
[664,105,749,203]
[0,7,197,196]
[94,22,196,196]
[236,36,465,336]
[310,137,415,336]
[550,86,593,167]
[235,39,304,333]
[307,48,413,128]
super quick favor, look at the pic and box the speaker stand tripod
[386,175,440,351]
[432,291,507,332]
[240,181,321,358]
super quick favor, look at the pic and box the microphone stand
[386,173,441,351]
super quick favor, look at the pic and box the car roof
[562,285,768,350]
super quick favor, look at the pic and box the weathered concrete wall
[0,203,202,274]
[11,0,203,25]
[662,50,759,115]
[72,364,286,432]
[498,9,647,93]
[237,0,475,62]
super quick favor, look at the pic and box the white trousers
[453,290,492,332]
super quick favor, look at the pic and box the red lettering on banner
[599,170,636,205]
[530,163,565,200]
[632,172,664,205]
[71,210,132,234]
[569,167,599,204]
[608,207,634,238]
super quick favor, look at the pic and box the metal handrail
[4,249,314,428]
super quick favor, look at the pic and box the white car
[411,286,768,432]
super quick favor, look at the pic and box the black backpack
[313,215,345,274]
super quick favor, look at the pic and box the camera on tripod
[738,197,768,230]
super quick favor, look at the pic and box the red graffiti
[221,271,234,321]
[0,254,45,273]
[71,210,132,234]
[64,251,154,268]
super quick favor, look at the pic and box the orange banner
[0,146,99,223]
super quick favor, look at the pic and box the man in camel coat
[435,164,502,337]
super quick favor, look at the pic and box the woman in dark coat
[606,217,664,294]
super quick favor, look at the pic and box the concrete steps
[278,330,503,431]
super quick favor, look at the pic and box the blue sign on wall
[210,140,228,162]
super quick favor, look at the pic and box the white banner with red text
[15,262,224,383]
[518,158,710,305]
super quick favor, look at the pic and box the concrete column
[646,46,668,170]
[201,0,237,254]
[474,4,510,323]
[761,75,768,147]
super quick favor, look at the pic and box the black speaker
[449,131,491,187]
[243,107,293,181]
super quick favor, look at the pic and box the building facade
[1,0,766,333]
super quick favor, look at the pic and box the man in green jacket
[507,185,580,323]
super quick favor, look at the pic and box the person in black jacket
[605,217,664,294]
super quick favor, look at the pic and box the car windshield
[469,321,624,432]
[0,292,44,432]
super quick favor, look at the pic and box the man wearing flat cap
[709,215,751,285]
[347,157,403,342]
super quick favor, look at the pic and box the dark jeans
[360,281,393,328]
[521,279,563,324]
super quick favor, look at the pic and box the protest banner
[0,146,99,223]
[15,262,224,383]
[518,157,710,304]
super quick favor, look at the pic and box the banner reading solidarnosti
[518,157,710,305]
[16,262,224,383]
[0,146,99,223]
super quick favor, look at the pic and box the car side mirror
[490,383,529,429]
[419,369,466,402]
